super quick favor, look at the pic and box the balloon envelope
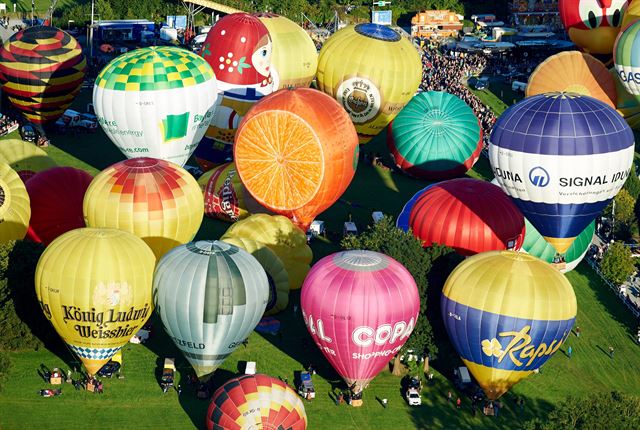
[221,214,312,290]
[153,240,268,378]
[559,0,626,55]
[317,23,422,143]
[234,88,359,231]
[0,139,57,182]
[613,19,640,96]
[489,92,634,254]
[388,91,482,180]
[93,46,218,166]
[610,67,640,129]
[26,167,93,245]
[399,179,525,255]
[83,157,203,260]
[0,163,30,242]
[0,26,86,124]
[301,250,420,394]
[442,251,577,400]
[35,228,156,375]
[526,51,617,107]
[206,374,307,430]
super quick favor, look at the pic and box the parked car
[297,371,315,400]
[20,123,37,142]
[406,388,422,406]
[97,360,121,378]
[161,358,175,391]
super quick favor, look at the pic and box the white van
[512,80,527,92]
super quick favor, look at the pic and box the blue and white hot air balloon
[489,92,634,254]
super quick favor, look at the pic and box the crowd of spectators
[0,114,19,137]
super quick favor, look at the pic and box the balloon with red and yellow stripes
[0,26,86,124]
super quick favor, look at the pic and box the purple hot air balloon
[300,250,420,399]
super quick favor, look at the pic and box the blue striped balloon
[489,92,634,253]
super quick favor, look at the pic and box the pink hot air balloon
[301,250,420,398]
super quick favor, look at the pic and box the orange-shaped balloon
[526,51,617,108]
[234,88,359,231]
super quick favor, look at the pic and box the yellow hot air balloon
[256,13,318,89]
[0,163,30,242]
[442,251,577,400]
[526,51,617,107]
[35,228,156,375]
[0,139,57,182]
[221,214,311,290]
[83,158,203,260]
[316,23,422,143]
[622,1,640,29]
[222,237,289,315]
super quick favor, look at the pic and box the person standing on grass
[447,391,452,403]
[456,397,461,409]
[576,326,581,338]
[567,345,573,358]
[609,346,615,359]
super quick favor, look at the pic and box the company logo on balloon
[481,325,567,368]
[617,70,640,85]
[351,319,415,347]
[528,166,550,187]
[54,303,151,340]
[337,77,381,123]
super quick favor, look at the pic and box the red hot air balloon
[401,178,525,255]
[26,167,92,244]
[301,250,420,401]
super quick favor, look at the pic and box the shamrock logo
[236,57,251,74]
[481,338,503,358]
[202,43,211,57]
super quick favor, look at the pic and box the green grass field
[1,86,640,429]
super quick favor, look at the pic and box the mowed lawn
[1,87,640,429]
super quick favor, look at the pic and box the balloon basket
[351,399,363,407]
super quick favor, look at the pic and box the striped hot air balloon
[489,92,634,254]
[387,91,483,180]
[614,19,640,96]
[206,374,307,430]
[442,251,577,400]
[0,26,86,124]
[153,241,268,379]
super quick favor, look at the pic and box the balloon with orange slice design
[234,88,359,232]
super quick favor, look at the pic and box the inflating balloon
[197,162,267,222]
[234,88,359,231]
[387,91,482,180]
[397,179,525,255]
[83,158,203,260]
[489,93,634,254]
[153,241,268,379]
[222,237,289,316]
[610,67,640,129]
[26,167,93,245]
[222,214,312,290]
[526,51,617,107]
[522,218,594,273]
[613,19,640,96]
[317,23,422,143]
[301,250,420,396]
[195,13,274,170]
[0,26,86,124]
[93,46,218,167]
[0,139,57,182]
[0,163,30,242]
[442,251,577,400]
[256,13,318,90]
[559,0,628,56]
[35,228,156,375]
[206,374,307,430]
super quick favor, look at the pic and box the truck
[297,371,315,400]
[55,109,98,132]
[161,358,175,391]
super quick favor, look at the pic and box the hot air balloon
[622,0,640,29]
[26,167,93,245]
[35,228,156,375]
[526,51,617,107]
[317,23,422,143]
[93,46,218,167]
[198,162,268,222]
[613,19,640,95]
[387,91,482,180]
[206,374,307,430]
[397,179,525,255]
[234,88,359,231]
[0,26,86,124]
[489,92,634,254]
[301,250,419,399]
[441,251,577,400]
[255,13,318,90]
[221,214,312,290]
[0,163,30,242]
[610,67,640,129]
[195,13,274,170]
[222,237,289,316]
[559,0,628,57]
[83,158,203,260]
[0,139,57,182]
[153,240,268,379]
[523,219,594,273]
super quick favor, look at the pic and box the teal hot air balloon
[387,91,482,180]
[153,240,269,379]
[522,218,594,273]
